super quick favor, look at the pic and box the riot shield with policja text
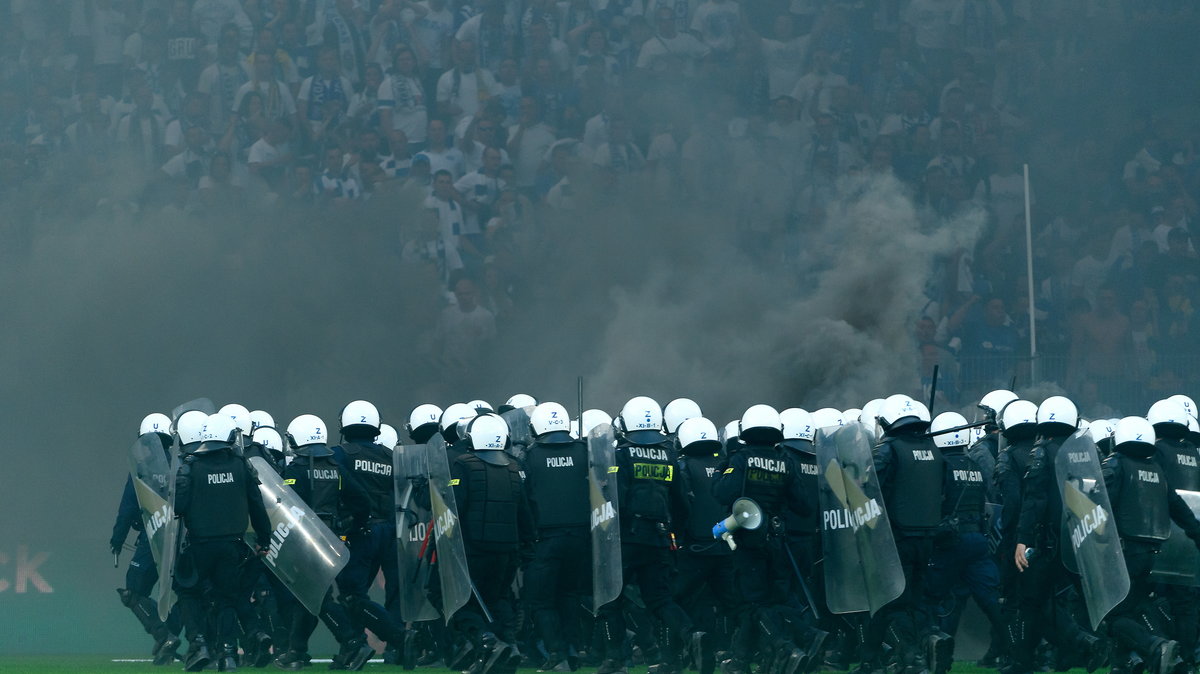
[245,456,351,616]
[588,423,622,614]
[426,434,473,624]
[1055,431,1130,630]
[156,449,183,621]
[1151,490,1200,586]
[816,424,905,616]
[394,443,440,622]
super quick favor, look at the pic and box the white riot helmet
[341,400,381,434]
[407,403,443,442]
[860,399,885,440]
[739,404,783,444]
[1148,399,1190,436]
[251,427,284,453]
[969,426,986,444]
[219,403,252,435]
[377,423,399,450]
[581,409,613,436]
[465,413,511,465]
[842,409,863,426]
[177,410,209,448]
[930,412,969,449]
[1036,396,1078,433]
[139,413,172,438]
[196,413,239,451]
[500,393,537,413]
[723,420,740,444]
[999,400,1038,436]
[287,414,328,447]
[879,394,930,433]
[249,410,275,432]
[979,390,1018,421]
[467,399,494,413]
[1170,394,1196,419]
[531,402,572,439]
[677,417,722,456]
[811,408,845,431]
[440,403,476,443]
[618,396,665,444]
[780,408,816,443]
[1114,416,1156,457]
[1086,418,1116,444]
[663,398,703,435]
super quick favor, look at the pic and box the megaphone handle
[722,532,736,550]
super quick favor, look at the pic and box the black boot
[153,633,181,666]
[218,644,239,672]
[184,637,213,672]
[271,650,307,671]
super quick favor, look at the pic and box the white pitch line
[112,658,384,663]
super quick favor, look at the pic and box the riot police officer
[861,394,949,674]
[1104,416,1200,674]
[173,413,273,672]
[970,390,1018,488]
[330,400,408,661]
[927,412,1002,671]
[598,396,699,674]
[522,402,591,672]
[713,404,809,674]
[451,413,535,674]
[672,417,738,674]
[112,413,181,665]
[663,398,703,441]
[274,415,374,671]
[990,399,1038,669]
[1149,399,1200,669]
[1012,396,1104,674]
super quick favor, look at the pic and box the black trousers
[177,538,244,649]
[526,530,590,655]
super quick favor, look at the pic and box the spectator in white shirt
[436,40,498,128]
[414,117,465,179]
[233,52,298,123]
[378,44,428,150]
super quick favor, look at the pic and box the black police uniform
[673,439,737,674]
[712,432,808,673]
[332,431,406,647]
[232,438,287,664]
[927,441,1002,664]
[1154,430,1200,664]
[278,444,373,669]
[1012,428,1101,673]
[599,430,695,672]
[1104,441,1200,669]
[992,426,1036,655]
[451,447,534,661]
[173,440,273,666]
[864,425,947,671]
[522,431,591,666]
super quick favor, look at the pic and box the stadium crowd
[1,0,1198,414]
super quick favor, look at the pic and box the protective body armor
[784,448,820,537]
[524,440,590,530]
[1156,438,1200,492]
[1111,452,1171,542]
[618,441,677,543]
[942,448,987,530]
[882,434,945,530]
[180,449,252,539]
[338,440,393,521]
[283,454,343,523]
[457,453,524,550]
[678,451,731,550]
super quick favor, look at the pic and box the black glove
[110,541,123,557]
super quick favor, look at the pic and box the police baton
[782,542,822,620]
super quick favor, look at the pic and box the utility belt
[187,534,243,544]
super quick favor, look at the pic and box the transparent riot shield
[817,424,905,616]
[394,443,440,622]
[156,449,182,621]
[171,398,216,424]
[245,456,350,616]
[426,435,472,624]
[128,434,173,568]
[501,406,534,463]
[1151,490,1200,586]
[588,423,621,614]
[1055,431,1130,630]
